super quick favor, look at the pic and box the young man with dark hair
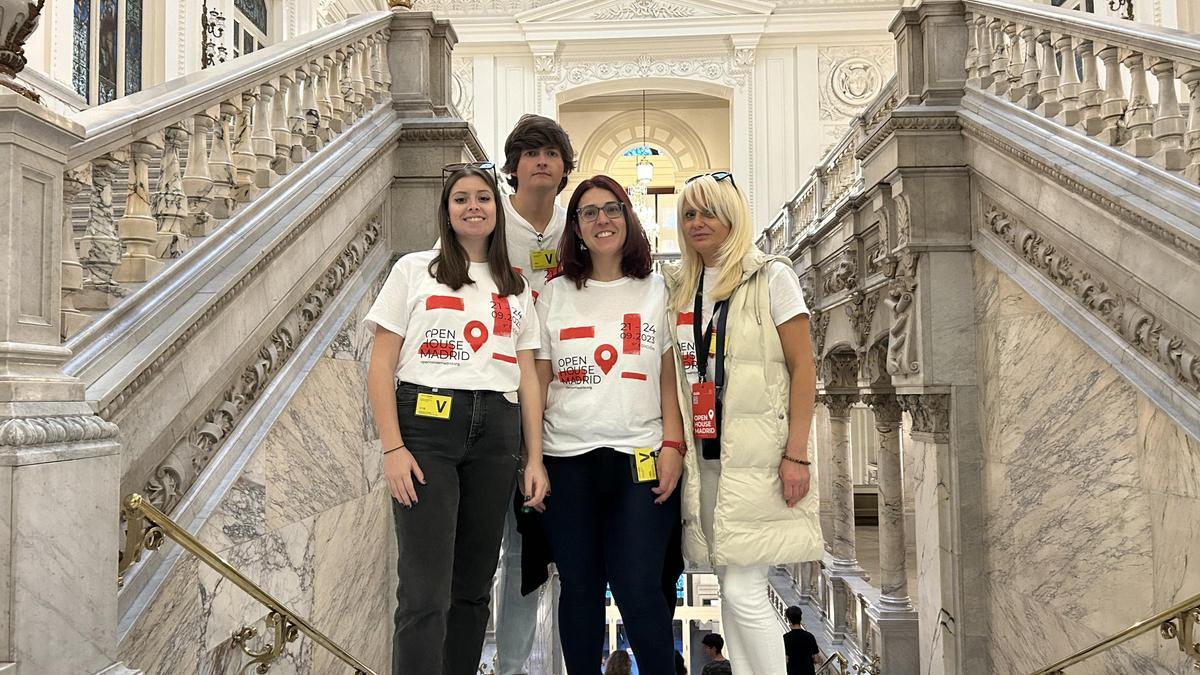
[700,634,731,675]
[494,113,575,675]
[783,606,821,675]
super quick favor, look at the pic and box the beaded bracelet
[780,454,811,466]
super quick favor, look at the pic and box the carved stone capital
[820,350,859,389]
[817,392,859,417]
[862,393,901,429]
[897,393,950,443]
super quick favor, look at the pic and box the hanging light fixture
[636,89,654,184]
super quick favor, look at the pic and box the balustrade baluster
[1018,25,1043,110]
[1098,45,1129,146]
[1004,23,1023,101]
[302,62,322,152]
[61,165,91,337]
[965,12,980,89]
[1076,40,1105,136]
[76,152,126,310]
[208,102,238,219]
[1123,52,1158,158]
[272,74,294,176]
[289,67,309,164]
[1054,35,1082,127]
[379,32,392,93]
[183,112,216,236]
[373,34,388,97]
[154,123,189,258]
[317,56,334,143]
[344,46,361,123]
[1183,67,1200,183]
[975,15,993,89]
[253,82,277,188]
[351,42,367,116]
[234,91,259,203]
[330,50,347,133]
[1149,59,1187,171]
[989,19,1010,97]
[1035,30,1061,118]
[115,137,164,283]
[361,38,376,109]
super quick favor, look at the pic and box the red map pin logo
[594,344,618,375]
[465,321,489,352]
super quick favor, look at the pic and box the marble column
[819,392,861,573]
[0,94,124,674]
[864,394,911,610]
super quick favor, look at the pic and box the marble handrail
[119,493,377,675]
[60,13,394,339]
[963,0,1200,185]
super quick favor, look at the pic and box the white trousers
[699,458,788,675]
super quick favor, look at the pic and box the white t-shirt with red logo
[535,274,673,457]
[503,192,566,302]
[677,261,809,386]
[364,250,540,392]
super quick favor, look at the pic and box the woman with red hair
[533,175,685,674]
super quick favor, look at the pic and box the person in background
[535,175,684,675]
[783,606,822,675]
[699,634,731,675]
[665,173,821,675]
[604,650,634,675]
[493,113,576,675]
[366,164,549,675]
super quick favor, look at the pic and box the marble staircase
[758,0,1200,673]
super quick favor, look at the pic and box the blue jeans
[390,383,522,675]
[539,448,681,675]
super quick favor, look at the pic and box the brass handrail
[119,493,377,675]
[816,652,849,675]
[1030,591,1200,673]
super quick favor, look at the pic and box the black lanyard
[692,272,729,387]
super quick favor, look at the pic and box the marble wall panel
[197,448,268,555]
[119,557,207,674]
[0,465,9,659]
[265,358,369,531]
[974,253,1200,672]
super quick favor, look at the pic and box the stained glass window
[124,0,142,95]
[234,0,267,35]
[624,146,661,157]
[98,0,118,104]
[72,0,91,99]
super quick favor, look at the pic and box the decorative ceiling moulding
[92,139,396,421]
[591,0,697,20]
[960,115,1200,265]
[982,198,1200,398]
[143,216,382,514]
[514,0,770,23]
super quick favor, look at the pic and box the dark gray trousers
[391,383,522,675]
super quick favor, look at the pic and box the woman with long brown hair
[365,164,550,675]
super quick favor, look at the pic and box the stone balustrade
[963,0,1200,182]
[59,11,394,338]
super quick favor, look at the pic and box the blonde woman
[664,172,821,675]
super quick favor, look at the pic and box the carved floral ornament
[0,0,46,101]
[984,200,1200,396]
[145,216,382,513]
[897,393,950,443]
[0,413,118,448]
[591,0,695,20]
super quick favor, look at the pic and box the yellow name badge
[415,393,452,419]
[707,332,728,357]
[530,249,557,271]
[633,448,658,483]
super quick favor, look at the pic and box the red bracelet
[661,440,686,457]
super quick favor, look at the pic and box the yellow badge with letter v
[633,448,658,483]
[530,249,557,271]
[415,393,452,419]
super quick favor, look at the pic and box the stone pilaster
[0,94,124,675]
[387,11,457,118]
[818,392,861,573]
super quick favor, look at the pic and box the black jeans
[539,448,681,675]
[391,383,522,675]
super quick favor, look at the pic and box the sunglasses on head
[442,161,498,185]
[686,171,737,191]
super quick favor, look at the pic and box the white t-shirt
[503,192,566,302]
[677,261,809,385]
[364,250,540,392]
[535,274,673,457]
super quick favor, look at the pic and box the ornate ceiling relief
[412,0,554,12]
[451,56,474,123]
[591,0,697,20]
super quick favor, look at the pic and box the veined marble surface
[975,255,1200,673]
[119,288,392,675]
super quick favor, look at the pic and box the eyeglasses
[576,201,626,223]
[686,171,737,190]
[442,161,498,184]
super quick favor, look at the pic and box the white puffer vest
[666,249,823,567]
